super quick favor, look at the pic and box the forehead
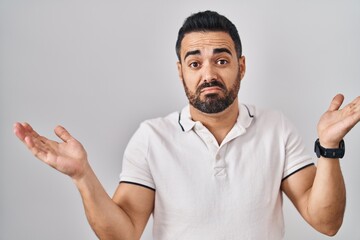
[180,31,236,59]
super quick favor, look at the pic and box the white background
[1,0,359,239]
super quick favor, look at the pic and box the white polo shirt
[120,103,314,240]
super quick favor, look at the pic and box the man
[14,10,360,240]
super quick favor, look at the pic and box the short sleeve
[281,114,314,180]
[119,122,156,190]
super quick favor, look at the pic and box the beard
[182,71,241,114]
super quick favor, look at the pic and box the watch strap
[314,138,345,159]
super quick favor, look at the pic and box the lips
[197,81,226,94]
[201,86,223,93]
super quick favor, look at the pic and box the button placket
[213,147,227,177]
[193,122,228,177]
[194,122,219,152]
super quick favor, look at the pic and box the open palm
[318,94,360,148]
[14,122,88,180]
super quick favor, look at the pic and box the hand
[317,94,360,148]
[14,122,89,181]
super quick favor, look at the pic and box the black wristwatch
[314,138,345,159]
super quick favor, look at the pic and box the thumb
[328,94,344,112]
[54,125,73,142]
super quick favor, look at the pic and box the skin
[281,93,360,235]
[13,122,154,240]
[14,31,360,238]
[177,32,246,144]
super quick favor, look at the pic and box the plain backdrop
[1,0,359,239]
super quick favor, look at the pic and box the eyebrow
[183,48,232,61]
[213,48,232,56]
[184,50,201,61]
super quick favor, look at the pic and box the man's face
[177,31,246,114]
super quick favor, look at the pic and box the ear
[239,56,246,80]
[177,61,183,81]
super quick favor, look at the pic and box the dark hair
[175,10,242,61]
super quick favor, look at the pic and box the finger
[335,110,360,136]
[25,135,47,156]
[22,122,40,138]
[30,135,53,149]
[23,132,48,150]
[13,122,41,141]
[350,96,360,108]
[28,146,47,160]
[328,94,344,112]
[349,97,360,122]
[21,136,52,168]
[343,96,360,113]
[13,122,27,141]
[54,125,73,143]
[21,123,59,146]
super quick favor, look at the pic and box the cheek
[222,69,239,84]
[182,71,201,89]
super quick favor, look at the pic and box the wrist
[314,138,345,159]
[318,139,339,149]
[72,162,94,187]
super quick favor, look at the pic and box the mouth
[200,86,224,94]
[198,81,226,95]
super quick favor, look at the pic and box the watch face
[339,140,345,149]
[315,143,321,158]
[314,139,321,158]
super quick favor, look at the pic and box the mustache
[197,80,226,93]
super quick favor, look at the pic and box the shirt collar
[237,104,255,130]
[178,105,196,132]
[178,103,255,132]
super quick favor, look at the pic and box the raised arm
[281,94,360,236]
[13,123,154,240]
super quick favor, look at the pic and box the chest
[147,130,285,213]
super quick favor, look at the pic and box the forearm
[73,166,136,240]
[307,158,346,235]
[13,123,144,239]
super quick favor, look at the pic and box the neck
[190,99,239,145]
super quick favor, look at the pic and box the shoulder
[137,110,182,135]
[244,104,287,125]
[125,110,181,152]
[243,104,299,140]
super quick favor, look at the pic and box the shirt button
[215,154,221,160]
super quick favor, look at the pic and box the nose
[202,62,218,83]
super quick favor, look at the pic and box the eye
[189,61,200,68]
[217,59,228,65]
